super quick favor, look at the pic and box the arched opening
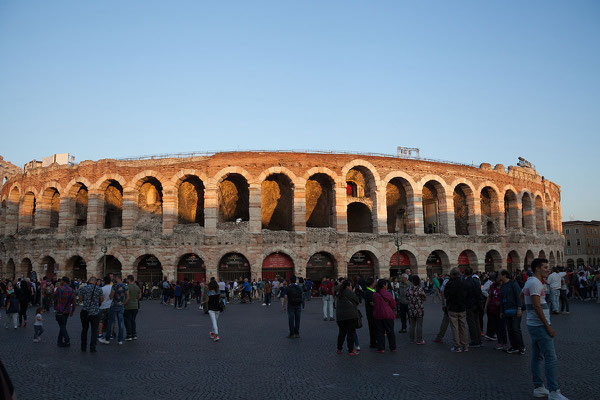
[261,174,294,231]
[66,256,87,281]
[19,258,33,279]
[504,190,519,230]
[389,250,417,277]
[522,193,534,231]
[306,252,336,289]
[427,250,450,277]
[137,177,163,227]
[7,259,16,280]
[453,184,471,235]
[386,177,413,234]
[178,176,205,225]
[545,194,552,232]
[535,195,545,233]
[218,174,249,224]
[576,258,585,267]
[177,253,206,282]
[566,259,574,269]
[507,251,521,273]
[218,253,251,281]
[6,187,20,233]
[137,255,163,285]
[97,255,122,278]
[262,252,294,280]
[549,251,556,267]
[348,251,377,281]
[423,181,445,234]
[21,192,36,228]
[306,173,335,228]
[40,256,56,280]
[481,187,498,234]
[74,183,88,226]
[485,250,502,272]
[346,181,358,197]
[347,202,373,233]
[524,250,535,270]
[538,250,546,259]
[346,166,377,229]
[457,250,477,274]
[104,180,123,228]
[39,187,61,228]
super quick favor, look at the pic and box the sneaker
[416,340,426,345]
[133,336,137,340]
[97,334,103,338]
[98,338,110,345]
[462,346,469,352]
[483,335,496,341]
[293,334,300,338]
[262,303,266,306]
[209,332,215,339]
[450,346,462,353]
[348,351,358,356]
[125,337,133,341]
[323,317,328,321]
[32,338,39,343]
[494,344,505,350]
[118,341,123,345]
[433,338,443,344]
[562,311,570,314]
[533,386,550,398]
[355,345,361,351]
[329,317,335,321]
[506,347,519,354]
[376,350,385,354]
[548,389,569,400]
[213,335,220,342]
[518,348,526,355]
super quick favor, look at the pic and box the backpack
[287,285,303,306]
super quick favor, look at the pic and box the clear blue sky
[0,1,598,220]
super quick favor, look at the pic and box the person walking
[546,267,562,314]
[559,270,570,313]
[397,274,410,334]
[99,274,129,345]
[444,268,468,352]
[54,277,76,347]
[499,270,525,355]
[406,275,426,345]
[320,277,334,321]
[78,276,104,352]
[464,267,483,347]
[16,279,32,328]
[522,258,569,400]
[363,278,377,349]
[124,275,141,341]
[432,275,442,303]
[262,280,272,306]
[372,279,396,353]
[204,280,222,342]
[335,280,360,356]
[283,276,303,338]
[98,276,113,340]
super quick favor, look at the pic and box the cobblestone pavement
[0,296,596,400]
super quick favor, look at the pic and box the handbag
[355,309,363,329]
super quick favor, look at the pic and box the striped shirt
[522,276,550,327]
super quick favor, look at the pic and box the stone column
[86,189,103,237]
[470,194,482,236]
[293,185,306,233]
[4,199,18,235]
[162,188,177,234]
[35,200,50,228]
[376,188,387,234]
[335,184,347,233]
[58,197,72,234]
[122,188,137,235]
[441,195,455,235]
[249,183,261,233]
[413,190,424,235]
[337,259,348,278]
[204,183,218,236]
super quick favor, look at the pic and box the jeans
[435,309,450,341]
[208,310,220,335]
[337,319,356,352]
[398,303,408,330]
[80,312,99,350]
[105,307,125,342]
[550,289,560,312]
[43,295,52,312]
[375,319,396,351]
[174,296,182,308]
[505,315,524,350]
[409,316,423,342]
[527,325,558,392]
[34,325,44,339]
[448,311,468,348]
[124,309,138,338]
[433,287,441,303]
[56,314,70,345]
[18,302,28,325]
[559,290,569,312]
[322,295,334,318]
[466,308,482,345]
[287,305,301,335]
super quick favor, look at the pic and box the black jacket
[500,279,522,312]
[464,276,482,310]
[444,277,467,313]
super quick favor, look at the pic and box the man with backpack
[320,276,334,321]
[282,275,303,338]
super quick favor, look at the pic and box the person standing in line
[98,276,112,340]
[161,278,169,305]
[5,293,19,329]
[42,279,54,312]
[372,279,397,353]
[434,274,451,344]
[521,258,569,400]
[282,275,303,339]
[444,268,468,352]
[559,269,570,313]
[124,275,141,341]
[204,280,222,342]
[335,280,359,356]
[432,274,442,304]
[484,274,507,351]
[499,270,525,355]
[78,276,104,352]
[99,274,129,345]
[363,278,377,349]
[320,276,334,321]
[464,267,483,348]
[54,277,76,348]
[396,274,410,334]
[16,279,32,328]
[262,280,272,306]
[546,267,562,314]
[32,307,44,342]
[406,275,426,345]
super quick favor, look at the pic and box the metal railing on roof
[117,149,478,168]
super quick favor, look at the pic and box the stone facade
[0,151,564,282]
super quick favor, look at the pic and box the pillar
[58,197,72,234]
[293,185,306,233]
[249,183,261,233]
[335,184,347,233]
[470,194,482,236]
[413,190,424,235]
[121,188,136,235]
[376,188,387,234]
[204,183,218,236]
[441,195,455,235]
[162,189,177,234]
[86,189,102,237]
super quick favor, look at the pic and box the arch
[177,175,205,225]
[421,179,446,234]
[302,167,339,184]
[65,255,87,281]
[521,192,535,231]
[135,254,163,284]
[503,188,519,230]
[103,179,123,228]
[389,249,418,277]
[177,253,206,282]
[484,250,502,272]
[426,250,451,276]
[306,173,336,228]
[348,250,378,281]
[257,167,300,186]
[92,174,127,192]
[97,254,123,277]
[306,252,337,285]
[7,258,16,280]
[64,177,93,196]
[458,250,478,272]
[576,258,585,267]
[20,191,36,228]
[135,175,163,226]
[261,173,294,231]
[262,252,295,280]
[347,202,373,233]
[4,186,20,233]
[40,186,61,228]
[72,183,89,226]
[19,258,33,279]
[386,176,415,234]
[127,170,168,191]
[341,159,381,187]
[480,186,500,235]
[524,250,535,269]
[39,256,57,280]
[566,259,575,268]
[213,166,253,185]
[506,250,521,273]
[218,252,251,281]
[453,183,474,235]
[538,249,546,259]
[218,173,249,224]
[549,251,556,267]
[535,195,545,233]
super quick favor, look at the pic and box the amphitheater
[0,150,564,284]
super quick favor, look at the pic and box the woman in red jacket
[372,279,397,353]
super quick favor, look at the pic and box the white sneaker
[98,338,110,345]
[548,390,568,400]
[533,386,550,398]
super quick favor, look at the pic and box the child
[33,307,44,342]
[5,293,19,329]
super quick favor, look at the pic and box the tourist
[32,307,44,342]
[262,279,272,306]
[320,276,334,321]
[124,275,141,341]
[54,277,76,347]
[283,275,303,338]
[16,278,32,327]
[99,273,129,345]
[303,278,312,303]
[444,268,468,352]
[594,272,600,304]
[396,274,409,333]
[499,270,525,354]
[5,293,19,329]
[577,271,589,301]
[522,258,569,400]
[363,278,377,348]
[42,279,54,312]
[98,276,112,339]
[174,281,183,309]
[241,278,252,303]
[278,280,287,306]
[432,274,442,303]
[546,267,562,314]
[464,267,483,348]
[484,274,507,351]
[205,280,221,342]
[433,274,451,344]
[406,275,426,344]
[161,278,169,305]
[335,279,359,356]
[372,279,396,353]
[218,279,227,304]
[559,268,570,313]
[78,276,103,352]
[298,277,306,309]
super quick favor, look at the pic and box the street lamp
[101,241,108,278]
[395,229,403,274]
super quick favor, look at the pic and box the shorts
[99,308,110,325]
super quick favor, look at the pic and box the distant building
[563,220,600,268]
[24,153,75,172]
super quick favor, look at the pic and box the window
[577,239,581,246]
[565,229,570,234]
[575,228,579,234]
[567,240,571,246]
[578,248,582,254]
[567,249,572,255]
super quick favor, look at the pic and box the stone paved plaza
[1,297,597,400]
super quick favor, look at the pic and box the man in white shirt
[546,268,562,314]
[98,275,113,339]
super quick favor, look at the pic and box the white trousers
[208,310,220,335]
